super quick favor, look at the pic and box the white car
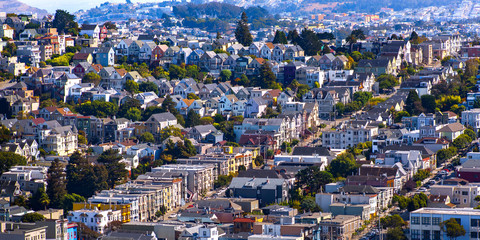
[419,187,427,192]
[439,170,447,175]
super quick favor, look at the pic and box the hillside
[0,0,49,17]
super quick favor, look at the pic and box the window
[472,232,478,238]
[462,191,468,196]
[411,230,420,240]
[472,219,480,227]
[432,217,441,225]
[433,231,440,239]
[422,217,430,225]
[422,230,430,240]
[411,216,420,225]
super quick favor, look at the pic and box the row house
[303,88,350,119]
[306,53,349,70]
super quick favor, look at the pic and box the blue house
[96,47,115,67]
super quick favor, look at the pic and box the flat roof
[412,208,480,216]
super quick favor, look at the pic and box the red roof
[32,118,45,125]
[233,218,255,223]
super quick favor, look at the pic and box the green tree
[380,214,406,229]
[97,149,128,188]
[464,129,477,141]
[377,74,399,90]
[46,159,67,208]
[118,98,142,119]
[295,166,333,193]
[21,213,45,223]
[155,205,168,218]
[453,134,472,149]
[159,126,183,141]
[353,91,372,106]
[185,109,201,127]
[30,187,50,210]
[235,12,253,46]
[0,152,27,174]
[300,197,321,212]
[386,227,407,240]
[254,63,280,89]
[272,30,288,44]
[0,125,11,144]
[139,81,159,95]
[75,101,118,118]
[140,132,155,143]
[328,153,357,178]
[254,155,264,167]
[125,108,142,121]
[405,90,422,115]
[220,70,232,82]
[52,10,79,35]
[67,151,108,198]
[82,72,101,86]
[440,218,466,240]
[169,64,187,79]
[125,80,139,94]
[62,193,85,212]
[421,95,436,113]
[394,111,410,123]
[187,93,200,100]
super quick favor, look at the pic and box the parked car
[419,187,427,192]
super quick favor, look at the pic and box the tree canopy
[235,12,253,46]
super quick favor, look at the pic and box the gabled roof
[437,122,465,133]
[292,147,332,156]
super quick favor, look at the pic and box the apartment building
[410,208,480,240]
[322,122,379,149]
[316,215,361,240]
[429,184,480,208]
[461,108,480,132]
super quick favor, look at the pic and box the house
[0,24,14,39]
[437,122,465,141]
[72,53,93,65]
[80,24,101,40]
[139,42,157,63]
[228,177,289,207]
[187,125,218,142]
[96,47,115,67]
[145,113,178,140]
[245,97,268,118]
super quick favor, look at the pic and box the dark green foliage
[214,174,234,189]
[437,147,457,166]
[30,187,50,211]
[254,155,264,166]
[377,74,399,90]
[295,166,333,193]
[292,29,324,56]
[185,109,201,127]
[252,63,281,89]
[169,64,187,79]
[118,98,142,119]
[21,213,45,223]
[464,129,476,141]
[420,95,436,113]
[272,30,288,44]
[380,214,406,229]
[220,70,232,82]
[346,29,366,43]
[453,134,472,149]
[405,90,422,115]
[75,100,118,118]
[392,193,427,211]
[440,218,466,240]
[46,159,67,208]
[327,153,357,178]
[52,10,79,35]
[139,81,159,95]
[0,125,11,144]
[394,111,410,123]
[386,227,407,240]
[0,152,27,175]
[235,12,253,46]
[353,92,372,106]
[412,169,431,182]
[66,152,108,198]
[300,197,321,212]
[140,132,155,143]
[97,149,128,188]
[62,193,85,212]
